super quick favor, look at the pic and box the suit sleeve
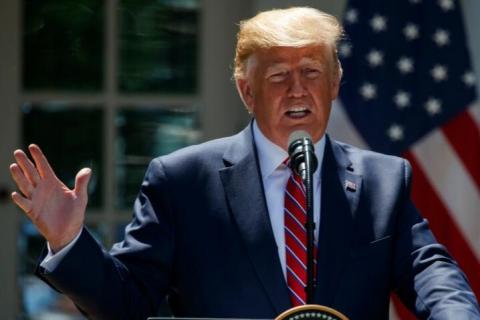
[392,159,480,319]
[36,158,175,320]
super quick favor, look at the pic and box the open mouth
[285,106,311,119]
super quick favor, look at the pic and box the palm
[10,144,91,251]
[31,175,86,241]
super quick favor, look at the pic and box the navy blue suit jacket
[37,125,479,319]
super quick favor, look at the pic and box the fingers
[13,149,40,186]
[28,144,56,179]
[74,168,92,198]
[9,163,34,198]
[11,191,32,215]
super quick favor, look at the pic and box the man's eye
[268,72,287,82]
[304,69,321,78]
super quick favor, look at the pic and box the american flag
[328,0,480,318]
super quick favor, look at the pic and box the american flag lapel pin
[345,180,357,192]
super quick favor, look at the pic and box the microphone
[288,130,318,179]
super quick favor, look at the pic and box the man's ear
[236,78,254,113]
[330,61,342,100]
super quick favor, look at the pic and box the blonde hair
[234,7,343,80]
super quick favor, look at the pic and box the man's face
[237,45,340,150]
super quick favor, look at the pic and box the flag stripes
[410,120,480,260]
[405,150,480,296]
[441,109,480,188]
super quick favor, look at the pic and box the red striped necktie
[284,170,314,306]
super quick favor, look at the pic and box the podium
[148,304,349,320]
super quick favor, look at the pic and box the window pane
[116,108,199,208]
[118,0,199,93]
[22,103,104,208]
[23,0,104,91]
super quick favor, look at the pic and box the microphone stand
[301,148,316,304]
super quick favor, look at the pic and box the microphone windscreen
[288,130,311,147]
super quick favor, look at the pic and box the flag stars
[433,29,450,46]
[397,57,414,74]
[339,43,352,58]
[393,91,411,109]
[438,0,454,11]
[387,124,404,141]
[462,71,476,87]
[431,65,448,82]
[425,98,442,115]
[359,83,377,100]
[403,23,419,41]
[366,49,384,67]
[345,8,359,24]
[370,15,387,32]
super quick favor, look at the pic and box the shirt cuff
[39,229,83,272]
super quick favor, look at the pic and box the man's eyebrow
[264,63,290,75]
[266,62,289,70]
[299,57,324,67]
[264,58,325,75]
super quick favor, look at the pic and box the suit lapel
[219,125,291,315]
[315,137,362,306]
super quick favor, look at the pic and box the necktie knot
[283,157,303,182]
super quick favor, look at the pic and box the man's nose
[288,72,307,98]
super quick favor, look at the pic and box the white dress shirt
[42,121,326,275]
[41,228,82,271]
[252,121,325,279]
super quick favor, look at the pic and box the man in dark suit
[10,7,480,320]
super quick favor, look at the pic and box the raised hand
[9,144,92,252]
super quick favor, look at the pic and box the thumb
[74,168,92,197]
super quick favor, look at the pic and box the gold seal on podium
[275,305,349,320]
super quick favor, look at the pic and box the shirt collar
[253,120,326,180]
